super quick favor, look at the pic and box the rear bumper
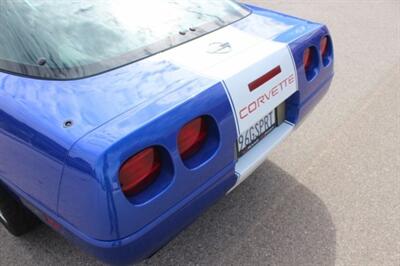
[55,162,237,265]
[46,72,332,265]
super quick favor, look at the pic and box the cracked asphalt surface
[1,1,399,265]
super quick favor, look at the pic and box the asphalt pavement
[0,1,399,265]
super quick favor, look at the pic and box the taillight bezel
[178,115,220,169]
[320,35,333,66]
[118,146,174,203]
[303,46,319,81]
[178,116,208,160]
[119,147,162,197]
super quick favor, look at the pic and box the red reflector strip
[248,66,282,92]
[45,216,61,231]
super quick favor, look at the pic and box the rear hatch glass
[0,0,250,80]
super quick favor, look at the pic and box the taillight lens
[320,36,329,57]
[119,147,161,197]
[178,117,208,159]
[303,48,313,71]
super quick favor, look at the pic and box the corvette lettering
[239,74,295,119]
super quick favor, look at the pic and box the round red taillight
[320,36,329,57]
[178,117,208,160]
[119,147,161,197]
[303,47,313,71]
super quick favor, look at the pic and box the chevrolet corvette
[0,0,334,264]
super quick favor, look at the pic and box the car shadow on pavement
[4,160,336,266]
[141,160,336,266]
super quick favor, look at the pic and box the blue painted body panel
[0,3,334,264]
[58,80,237,240]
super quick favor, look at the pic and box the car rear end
[0,1,333,264]
[54,6,333,265]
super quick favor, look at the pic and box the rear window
[0,0,250,80]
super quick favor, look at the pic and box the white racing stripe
[157,24,298,136]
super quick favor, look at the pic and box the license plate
[237,110,276,157]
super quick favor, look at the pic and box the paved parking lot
[1,1,399,265]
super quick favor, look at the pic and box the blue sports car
[0,0,334,264]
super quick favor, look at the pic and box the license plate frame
[237,110,277,158]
